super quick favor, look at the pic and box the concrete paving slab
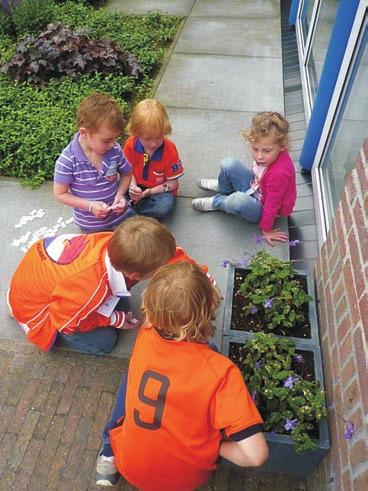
[107,0,195,16]
[167,107,256,197]
[175,17,281,58]
[191,0,280,19]
[156,54,284,113]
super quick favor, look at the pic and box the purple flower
[251,391,257,402]
[344,421,354,440]
[284,418,298,432]
[264,298,273,309]
[221,259,231,268]
[241,257,250,268]
[253,234,264,246]
[255,361,262,369]
[250,305,258,315]
[283,375,299,389]
[294,354,304,364]
[289,240,301,247]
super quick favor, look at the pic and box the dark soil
[231,268,311,338]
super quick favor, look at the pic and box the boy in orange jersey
[7,217,201,356]
[96,261,268,489]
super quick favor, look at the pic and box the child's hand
[262,229,288,246]
[109,311,140,330]
[111,196,128,213]
[91,201,110,218]
[129,185,143,203]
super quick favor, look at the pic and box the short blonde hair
[243,111,289,147]
[107,217,176,275]
[76,93,125,133]
[142,261,221,343]
[127,99,172,139]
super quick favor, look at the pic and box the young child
[96,261,268,489]
[124,99,184,219]
[7,217,202,356]
[192,112,296,245]
[54,93,133,232]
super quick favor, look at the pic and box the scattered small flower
[294,354,304,364]
[221,259,231,268]
[284,418,298,431]
[250,305,258,315]
[253,234,265,246]
[289,239,301,247]
[283,375,299,389]
[344,421,354,440]
[255,361,262,369]
[264,298,273,309]
[241,257,250,268]
[251,391,257,402]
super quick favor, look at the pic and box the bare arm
[219,432,268,467]
[53,182,109,217]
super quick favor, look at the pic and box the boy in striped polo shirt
[54,93,134,232]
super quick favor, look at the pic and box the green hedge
[0,1,181,186]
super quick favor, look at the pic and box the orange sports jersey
[124,136,184,194]
[110,326,263,491]
[7,232,116,352]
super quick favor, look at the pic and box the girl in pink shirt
[192,112,296,245]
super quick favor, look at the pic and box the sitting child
[124,99,184,219]
[192,111,296,245]
[96,261,268,489]
[7,217,203,355]
[54,92,133,232]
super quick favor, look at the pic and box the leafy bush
[2,23,143,84]
[238,333,327,453]
[0,72,134,186]
[238,250,313,332]
[8,0,55,36]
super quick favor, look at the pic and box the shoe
[191,197,216,212]
[197,178,219,192]
[96,452,120,486]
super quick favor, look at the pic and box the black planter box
[223,264,320,347]
[221,335,330,479]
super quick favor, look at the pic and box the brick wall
[310,141,368,490]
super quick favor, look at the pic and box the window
[320,25,368,225]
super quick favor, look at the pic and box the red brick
[353,327,368,413]
[351,438,367,467]
[345,173,357,204]
[335,296,348,325]
[335,208,347,258]
[326,229,335,258]
[339,335,353,367]
[348,227,366,298]
[341,191,353,233]
[340,357,356,389]
[331,269,343,299]
[341,469,352,491]
[331,346,339,386]
[329,244,340,273]
[337,315,351,340]
[353,469,368,491]
[325,284,336,345]
[359,294,368,341]
[344,380,361,410]
[350,407,364,435]
[363,138,368,158]
[353,200,368,263]
[343,259,360,326]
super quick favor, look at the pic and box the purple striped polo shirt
[54,133,132,231]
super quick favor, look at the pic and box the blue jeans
[133,193,175,219]
[102,373,128,457]
[213,157,263,223]
[55,327,118,355]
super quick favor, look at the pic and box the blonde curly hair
[243,111,289,148]
[142,261,220,343]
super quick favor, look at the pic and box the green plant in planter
[238,332,327,453]
[238,250,313,333]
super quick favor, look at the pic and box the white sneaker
[197,179,219,192]
[191,197,216,212]
[96,453,120,486]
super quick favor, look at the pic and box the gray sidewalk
[1,0,288,356]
